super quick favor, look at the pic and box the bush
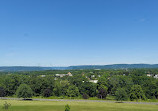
[65,104,70,111]
[3,101,11,110]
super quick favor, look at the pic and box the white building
[40,75,46,77]
[55,72,72,77]
[91,75,95,78]
[67,72,73,76]
[89,80,98,83]
[147,74,152,77]
[154,74,158,79]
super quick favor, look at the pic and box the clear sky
[0,0,158,66]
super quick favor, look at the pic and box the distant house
[55,72,72,77]
[154,74,158,79]
[40,75,46,77]
[89,80,98,83]
[67,72,73,76]
[147,74,152,77]
[55,74,66,77]
[54,77,58,80]
[94,69,101,70]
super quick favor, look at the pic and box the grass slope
[0,100,157,111]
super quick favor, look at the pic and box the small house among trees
[55,72,72,77]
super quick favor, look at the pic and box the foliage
[67,85,79,97]
[130,85,146,101]
[115,88,128,101]
[0,69,158,101]
[2,101,11,110]
[82,93,89,99]
[0,87,6,97]
[16,84,33,98]
[80,82,97,97]
[60,80,70,96]
[65,104,70,111]
[42,88,52,97]
[53,82,62,96]
[97,85,108,99]
[2,75,21,96]
[108,75,133,95]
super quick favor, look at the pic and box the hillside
[0,64,158,72]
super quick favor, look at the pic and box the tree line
[0,69,158,101]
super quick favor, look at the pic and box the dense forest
[0,68,158,101]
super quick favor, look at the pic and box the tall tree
[16,84,33,98]
[115,88,128,101]
[97,85,108,99]
[0,87,6,97]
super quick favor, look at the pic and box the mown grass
[0,100,157,111]
[8,95,158,102]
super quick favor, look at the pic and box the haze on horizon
[0,0,158,66]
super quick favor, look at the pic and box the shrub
[3,101,11,110]
[65,104,70,111]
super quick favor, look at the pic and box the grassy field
[0,100,157,111]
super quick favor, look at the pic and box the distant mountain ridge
[68,64,158,69]
[1,64,158,72]
[0,66,67,72]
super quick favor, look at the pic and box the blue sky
[0,0,158,66]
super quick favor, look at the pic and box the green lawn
[0,100,157,111]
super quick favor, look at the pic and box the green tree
[67,85,79,97]
[115,88,128,101]
[28,76,55,96]
[42,88,52,97]
[130,85,146,101]
[2,75,21,96]
[53,81,62,96]
[16,84,33,98]
[80,82,97,97]
[97,86,108,99]
[0,87,6,97]
[108,75,133,95]
[60,80,70,96]
[97,76,108,87]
